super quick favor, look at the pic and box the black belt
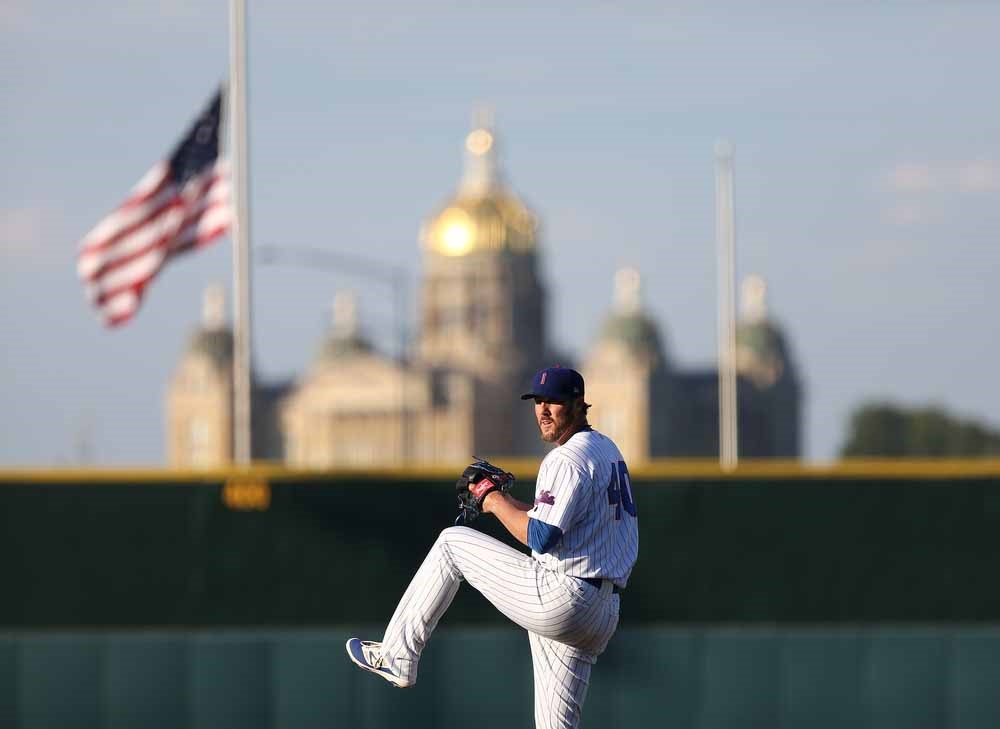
[582,577,622,594]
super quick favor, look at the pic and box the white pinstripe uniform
[379,428,639,729]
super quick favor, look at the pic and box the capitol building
[166,122,802,468]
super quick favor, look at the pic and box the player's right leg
[529,632,595,729]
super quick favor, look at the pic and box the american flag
[77,89,232,327]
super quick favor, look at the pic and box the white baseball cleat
[345,638,412,688]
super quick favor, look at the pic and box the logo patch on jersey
[534,490,555,507]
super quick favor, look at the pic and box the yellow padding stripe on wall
[2,458,1000,484]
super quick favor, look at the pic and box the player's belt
[582,577,623,595]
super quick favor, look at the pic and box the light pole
[228,0,253,466]
[715,141,738,471]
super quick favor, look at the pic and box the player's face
[534,397,580,444]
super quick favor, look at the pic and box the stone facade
[166,125,802,467]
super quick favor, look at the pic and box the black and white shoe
[345,638,412,688]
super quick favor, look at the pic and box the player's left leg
[528,632,595,729]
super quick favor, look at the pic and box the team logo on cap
[540,372,548,384]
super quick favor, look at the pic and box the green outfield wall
[2,626,999,729]
[2,462,1000,626]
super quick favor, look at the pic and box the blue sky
[2,2,998,465]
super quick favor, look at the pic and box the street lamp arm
[255,245,405,285]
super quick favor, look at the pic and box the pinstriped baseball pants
[380,526,620,729]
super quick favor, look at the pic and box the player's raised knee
[438,525,475,543]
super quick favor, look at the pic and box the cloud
[956,160,1000,192]
[879,159,1000,195]
[876,159,1000,226]
[883,163,935,193]
[0,205,64,265]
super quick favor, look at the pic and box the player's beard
[538,401,577,444]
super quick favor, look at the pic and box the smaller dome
[315,291,373,364]
[594,269,668,363]
[317,335,372,362]
[182,285,232,367]
[187,328,233,366]
[736,320,791,388]
[735,274,795,388]
[736,320,790,364]
[599,313,666,358]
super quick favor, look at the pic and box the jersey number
[606,461,637,520]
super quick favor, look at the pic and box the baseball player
[346,366,639,729]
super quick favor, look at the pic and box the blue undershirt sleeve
[527,517,563,554]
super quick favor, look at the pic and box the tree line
[840,402,1000,457]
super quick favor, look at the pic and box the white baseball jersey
[530,428,639,587]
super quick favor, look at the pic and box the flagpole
[229,0,253,466]
[715,140,738,471]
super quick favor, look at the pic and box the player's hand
[481,489,504,514]
[454,459,514,525]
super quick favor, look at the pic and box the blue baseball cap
[520,366,585,402]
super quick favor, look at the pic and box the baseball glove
[455,458,515,525]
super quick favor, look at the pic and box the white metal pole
[229,0,253,466]
[715,140,738,470]
[396,272,408,463]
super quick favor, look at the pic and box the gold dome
[421,125,538,256]
[423,194,537,256]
